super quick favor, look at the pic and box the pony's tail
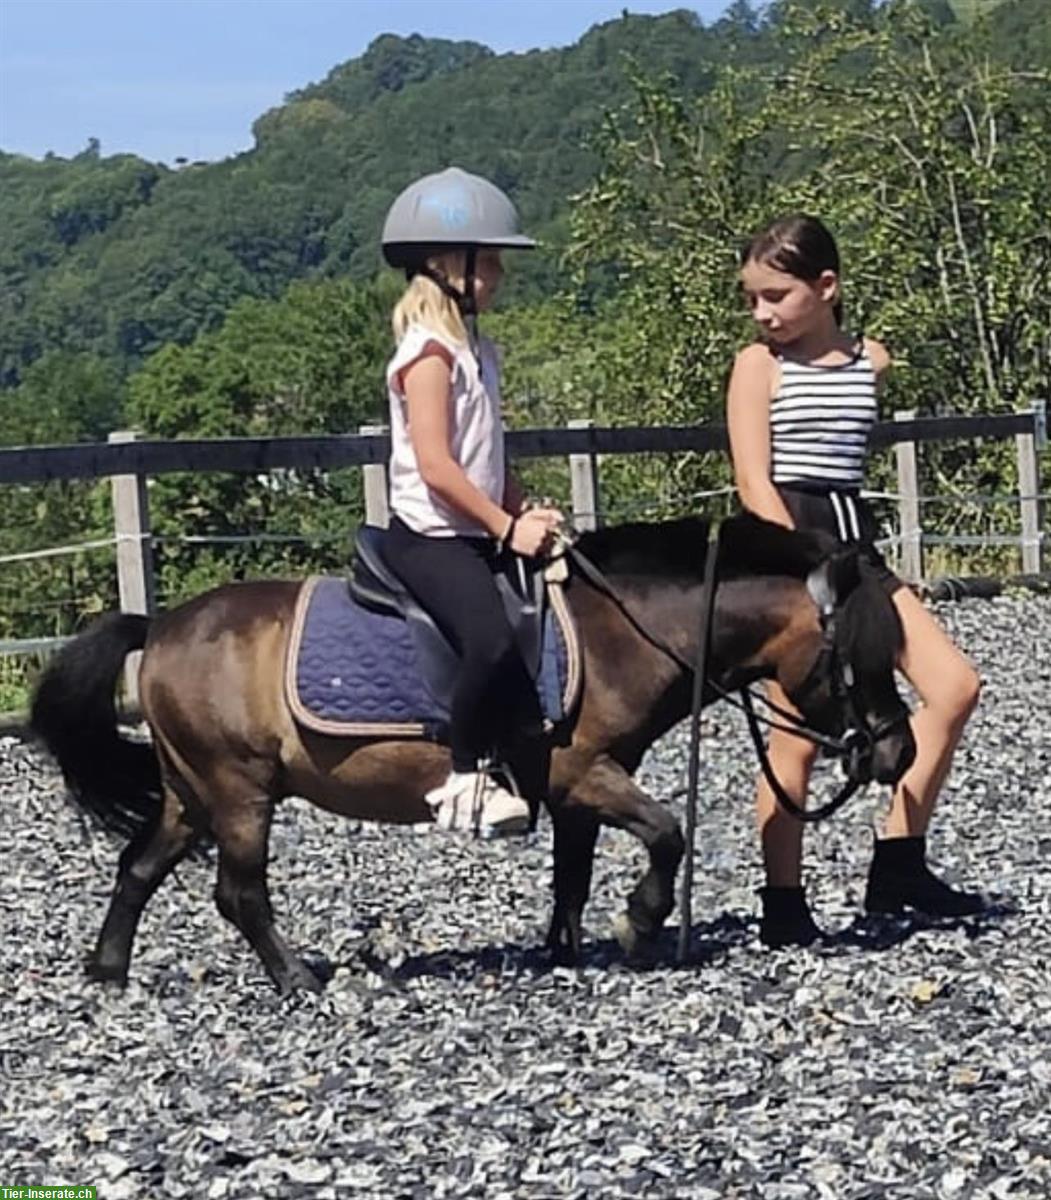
[30,612,162,841]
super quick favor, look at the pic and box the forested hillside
[0,8,742,387]
[0,0,1048,653]
[2,0,1045,394]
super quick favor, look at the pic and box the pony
[30,513,914,993]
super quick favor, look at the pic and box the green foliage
[285,33,495,110]
[2,1,1043,393]
[5,350,125,445]
[565,0,1050,528]
[0,9,757,387]
[0,352,126,638]
[126,276,392,603]
[1,0,1048,640]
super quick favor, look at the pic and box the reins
[565,540,852,753]
[738,687,860,823]
[676,522,719,964]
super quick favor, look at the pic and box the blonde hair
[391,250,469,346]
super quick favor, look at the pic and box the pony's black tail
[30,612,162,841]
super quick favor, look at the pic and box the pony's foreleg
[573,757,684,959]
[88,783,197,986]
[545,806,600,965]
[210,783,323,995]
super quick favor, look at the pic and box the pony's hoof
[613,913,659,964]
[275,961,326,996]
[612,913,635,953]
[85,956,128,988]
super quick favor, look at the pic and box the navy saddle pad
[285,576,579,739]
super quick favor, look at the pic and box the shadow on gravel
[305,902,1017,987]
[816,899,1017,954]
[334,912,758,983]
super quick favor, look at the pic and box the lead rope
[471,762,487,837]
[677,522,720,965]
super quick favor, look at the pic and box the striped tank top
[769,340,878,488]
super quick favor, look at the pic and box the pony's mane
[574,512,835,581]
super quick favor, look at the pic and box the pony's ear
[807,548,861,611]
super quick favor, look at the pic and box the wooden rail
[2,409,1043,485]
[0,404,1046,661]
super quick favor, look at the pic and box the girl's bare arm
[726,344,795,528]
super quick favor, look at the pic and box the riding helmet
[381,167,536,269]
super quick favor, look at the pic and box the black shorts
[776,482,904,597]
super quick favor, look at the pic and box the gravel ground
[1,595,1048,1200]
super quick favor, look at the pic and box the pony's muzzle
[872,725,917,786]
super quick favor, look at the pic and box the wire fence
[1,412,1046,683]
[0,485,1041,655]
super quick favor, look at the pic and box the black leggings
[383,517,542,772]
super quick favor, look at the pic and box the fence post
[109,430,155,708]
[894,409,923,583]
[568,418,600,532]
[359,424,390,528]
[1017,400,1045,575]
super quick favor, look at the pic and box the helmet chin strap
[461,247,479,359]
[407,247,481,362]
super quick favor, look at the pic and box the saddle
[284,527,581,739]
[349,525,547,703]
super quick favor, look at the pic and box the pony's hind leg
[89,781,198,986]
[209,777,323,996]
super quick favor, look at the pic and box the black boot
[759,886,821,948]
[864,835,986,917]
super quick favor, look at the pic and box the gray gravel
[1,595,1049,1200]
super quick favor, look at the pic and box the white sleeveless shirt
[386,325,505,537]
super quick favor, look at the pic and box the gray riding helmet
[381,167,536,268]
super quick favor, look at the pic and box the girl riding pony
[380,167,563,838]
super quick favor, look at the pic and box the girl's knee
[956,663,981,721]
[932,661,980,727]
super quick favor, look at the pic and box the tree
[126,276,393,602]
[565,0,1050,532]
[0,352,125,638]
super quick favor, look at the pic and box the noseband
[737,595,910,823]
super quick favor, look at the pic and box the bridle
[565,537,909,824]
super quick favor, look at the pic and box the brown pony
[30,513,915,993]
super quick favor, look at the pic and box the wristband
[498,514,517,553]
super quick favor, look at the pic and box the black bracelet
[498,515,517,553]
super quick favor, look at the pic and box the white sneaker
[425,771,530,838]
